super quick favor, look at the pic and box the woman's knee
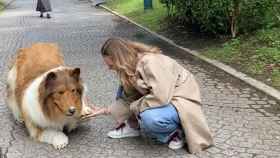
[140,114,162,131]
[140,110,176,132]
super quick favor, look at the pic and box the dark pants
[36,0,52,13]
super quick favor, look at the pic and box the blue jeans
[139,104,180,143]
[116,86,124,100]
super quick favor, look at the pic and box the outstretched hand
[80,106,110,121]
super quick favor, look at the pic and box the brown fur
[15,43,64,110]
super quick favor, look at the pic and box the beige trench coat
[110,53,213,153]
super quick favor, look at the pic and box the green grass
[204,28,280,89]
[105,0,280,90]
[106,0,167,31]
[0,0,4,12]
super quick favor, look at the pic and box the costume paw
[15,118,24,124]
[52,133,69,150]
[81,106,92,116]
[12,112,24,124]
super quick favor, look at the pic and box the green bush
[257,28,280,49]
[160,0,280,37]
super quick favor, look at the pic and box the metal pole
[144,0,153,10]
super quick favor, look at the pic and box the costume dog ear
[71,68,80,81]
[45,72,57,88]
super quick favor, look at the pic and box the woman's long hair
[101,38,161,90]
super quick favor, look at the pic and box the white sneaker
[107,122,140,139]
[168,131,185,150]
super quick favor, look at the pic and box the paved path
[0,0,280,157]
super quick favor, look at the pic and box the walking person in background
[36,0,52,18]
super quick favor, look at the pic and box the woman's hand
[91,107,111,116]
[80,106,111,120]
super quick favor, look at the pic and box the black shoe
[40,13,43,18]
[46,13,51,19]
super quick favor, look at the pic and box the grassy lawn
[204,28,280,89]
[105,0,280,90]
[0,0,4,12]
[105,0,167,31]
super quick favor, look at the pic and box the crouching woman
[93,38,213,153]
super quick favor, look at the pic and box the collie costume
[6,43,91,149]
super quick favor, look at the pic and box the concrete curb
[96,4,280,101]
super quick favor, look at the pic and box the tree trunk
[230,0,241,38]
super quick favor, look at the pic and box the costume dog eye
[77,88,82,95]
[71,89,76,93]
[58,91,64,95]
